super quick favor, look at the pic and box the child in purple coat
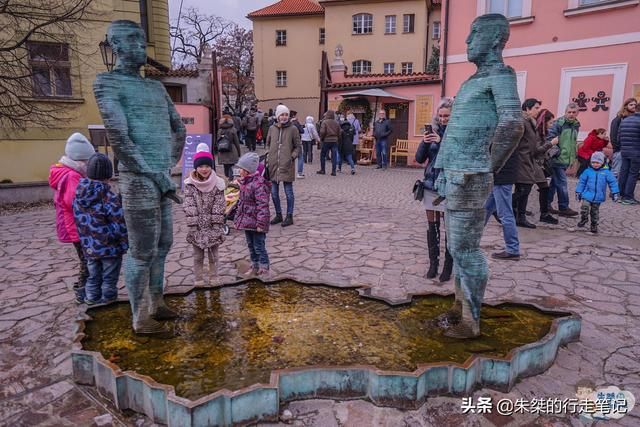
[234,153,272,278]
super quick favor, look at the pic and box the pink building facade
[442,0,640,140]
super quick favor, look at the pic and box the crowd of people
[416,96,638,275]
[47,93,639,304]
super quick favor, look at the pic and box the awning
[340,88,411,101]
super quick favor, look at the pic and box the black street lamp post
[98,35,116,71]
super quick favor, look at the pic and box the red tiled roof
[329,72,439,89]
[248,0,324,19]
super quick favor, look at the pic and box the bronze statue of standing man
[435,14,524,338]
[94,21,186,334]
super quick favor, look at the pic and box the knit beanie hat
[86,153,113,180]
[590,152,605,164]
[275,104,289,119]
[193,151,213,169]
[65,132,95,161]
[236,152,259,174]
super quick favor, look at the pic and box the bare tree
[170,7,230,65]
[0,0,96,130]
[215,24,255,114]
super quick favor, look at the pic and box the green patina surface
[81,281,562,400]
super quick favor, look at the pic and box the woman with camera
[415,100,453,282]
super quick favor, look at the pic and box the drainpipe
[424,1,430,72]
[441,0,450,97]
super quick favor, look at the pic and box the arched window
[352,13,373,34]
[352,60,372,75]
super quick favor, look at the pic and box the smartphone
[424,124,433,134]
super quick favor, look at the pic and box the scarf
[59,156,87,176]
[183,170,225,193]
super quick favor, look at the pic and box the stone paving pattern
[1,150,640,426]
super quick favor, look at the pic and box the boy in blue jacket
[73,153,128,304]
[575,152,620,234]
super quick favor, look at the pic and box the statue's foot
[150,296,179,320]
[443,320,480,339]
[443,301,462,324]
[133,317,171,336]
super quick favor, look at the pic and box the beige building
[0,0,171,183]
[249,0,441,119]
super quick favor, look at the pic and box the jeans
[612,151,622,177]
[85,256,123,303]
[320,142,338,173]
[302,140,314,163]
[548,165,569,210]
[485,184,520,255]
[375,138,388,167]
[297,150,305,175]
[513,183,533,217]
[618,156,640,200]
[245,130,257,151]
[271,181,294,215]
[245,230,269,269]
[339,153,355,171]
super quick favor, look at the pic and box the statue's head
[107,20,147,69]
[466,14,509,65]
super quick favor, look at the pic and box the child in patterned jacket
[73,153,128,304]
[183,146,226,286]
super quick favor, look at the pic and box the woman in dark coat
[215,116,242,180]
[415,100,452,282]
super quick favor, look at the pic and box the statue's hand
[435,173,447,198]
[147,172,176,194]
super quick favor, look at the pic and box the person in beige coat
[265,104,301,227]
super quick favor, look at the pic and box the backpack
[340,120,355,143]
[246,115,259,131]
[293,120,304,134]
[217,132,232,153]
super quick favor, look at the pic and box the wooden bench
[391,139,421,167]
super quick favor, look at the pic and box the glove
[575,193,582,201]
[612,193,620,202]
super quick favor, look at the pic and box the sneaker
[330,172,336,176]
[296,174,305,179]
[84,299,100,306]
[491,251,520,261]
[558,208,579,217]
[257,268,271,280]
[375,165,382,169]
[316,170,326,175]
[351,169,356,175]
[539,213,559,224]
[548,207,560,215]
[621,198,639,205]
[577,219,587,228]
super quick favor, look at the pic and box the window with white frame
[384,63,395,74]
[401,62,413,74]
[319,28,325,45]
[432,21,441,39]
[28,42,72,97]
[385,15,396,34]
[276,71,287,87]
[352,60,372,74]
[403,14,415,33]
[352,13,373,34]
[487,0,523,18]
[276,30,287,46]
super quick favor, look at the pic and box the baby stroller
[223,181,240,236]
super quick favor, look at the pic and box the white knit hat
[275,104,290,119]
[196,142,210,153]
[65,133,95,161]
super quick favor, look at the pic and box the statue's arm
[93,75,152,174]
[165,92,186,167]
[489,71,524,174]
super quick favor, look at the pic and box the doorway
[385,103,409,165]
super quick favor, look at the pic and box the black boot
[439,245,453,282]
[426,221,439,279]
[270,213,283,225]
[281,214,293,227]
[516,214,537,229]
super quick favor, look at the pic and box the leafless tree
[0,0,96,130]
[215,24,255,114]
[170,7,230,65]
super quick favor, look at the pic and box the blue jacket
[73,179,128,259]
[575,166,619,204]
[618,112,640,159]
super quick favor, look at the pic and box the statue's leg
[444,208,488,338]
[443,213,462,320]
[149,198,178,319]
[120,173,166,334]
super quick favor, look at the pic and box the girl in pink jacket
[48,133,96,303]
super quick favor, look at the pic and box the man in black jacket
[373,110,392,170]
[484,150,520,260]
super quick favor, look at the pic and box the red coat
[578,130,608,161]
[49,164,83,243]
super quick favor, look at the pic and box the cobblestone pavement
[1,151,639,426]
